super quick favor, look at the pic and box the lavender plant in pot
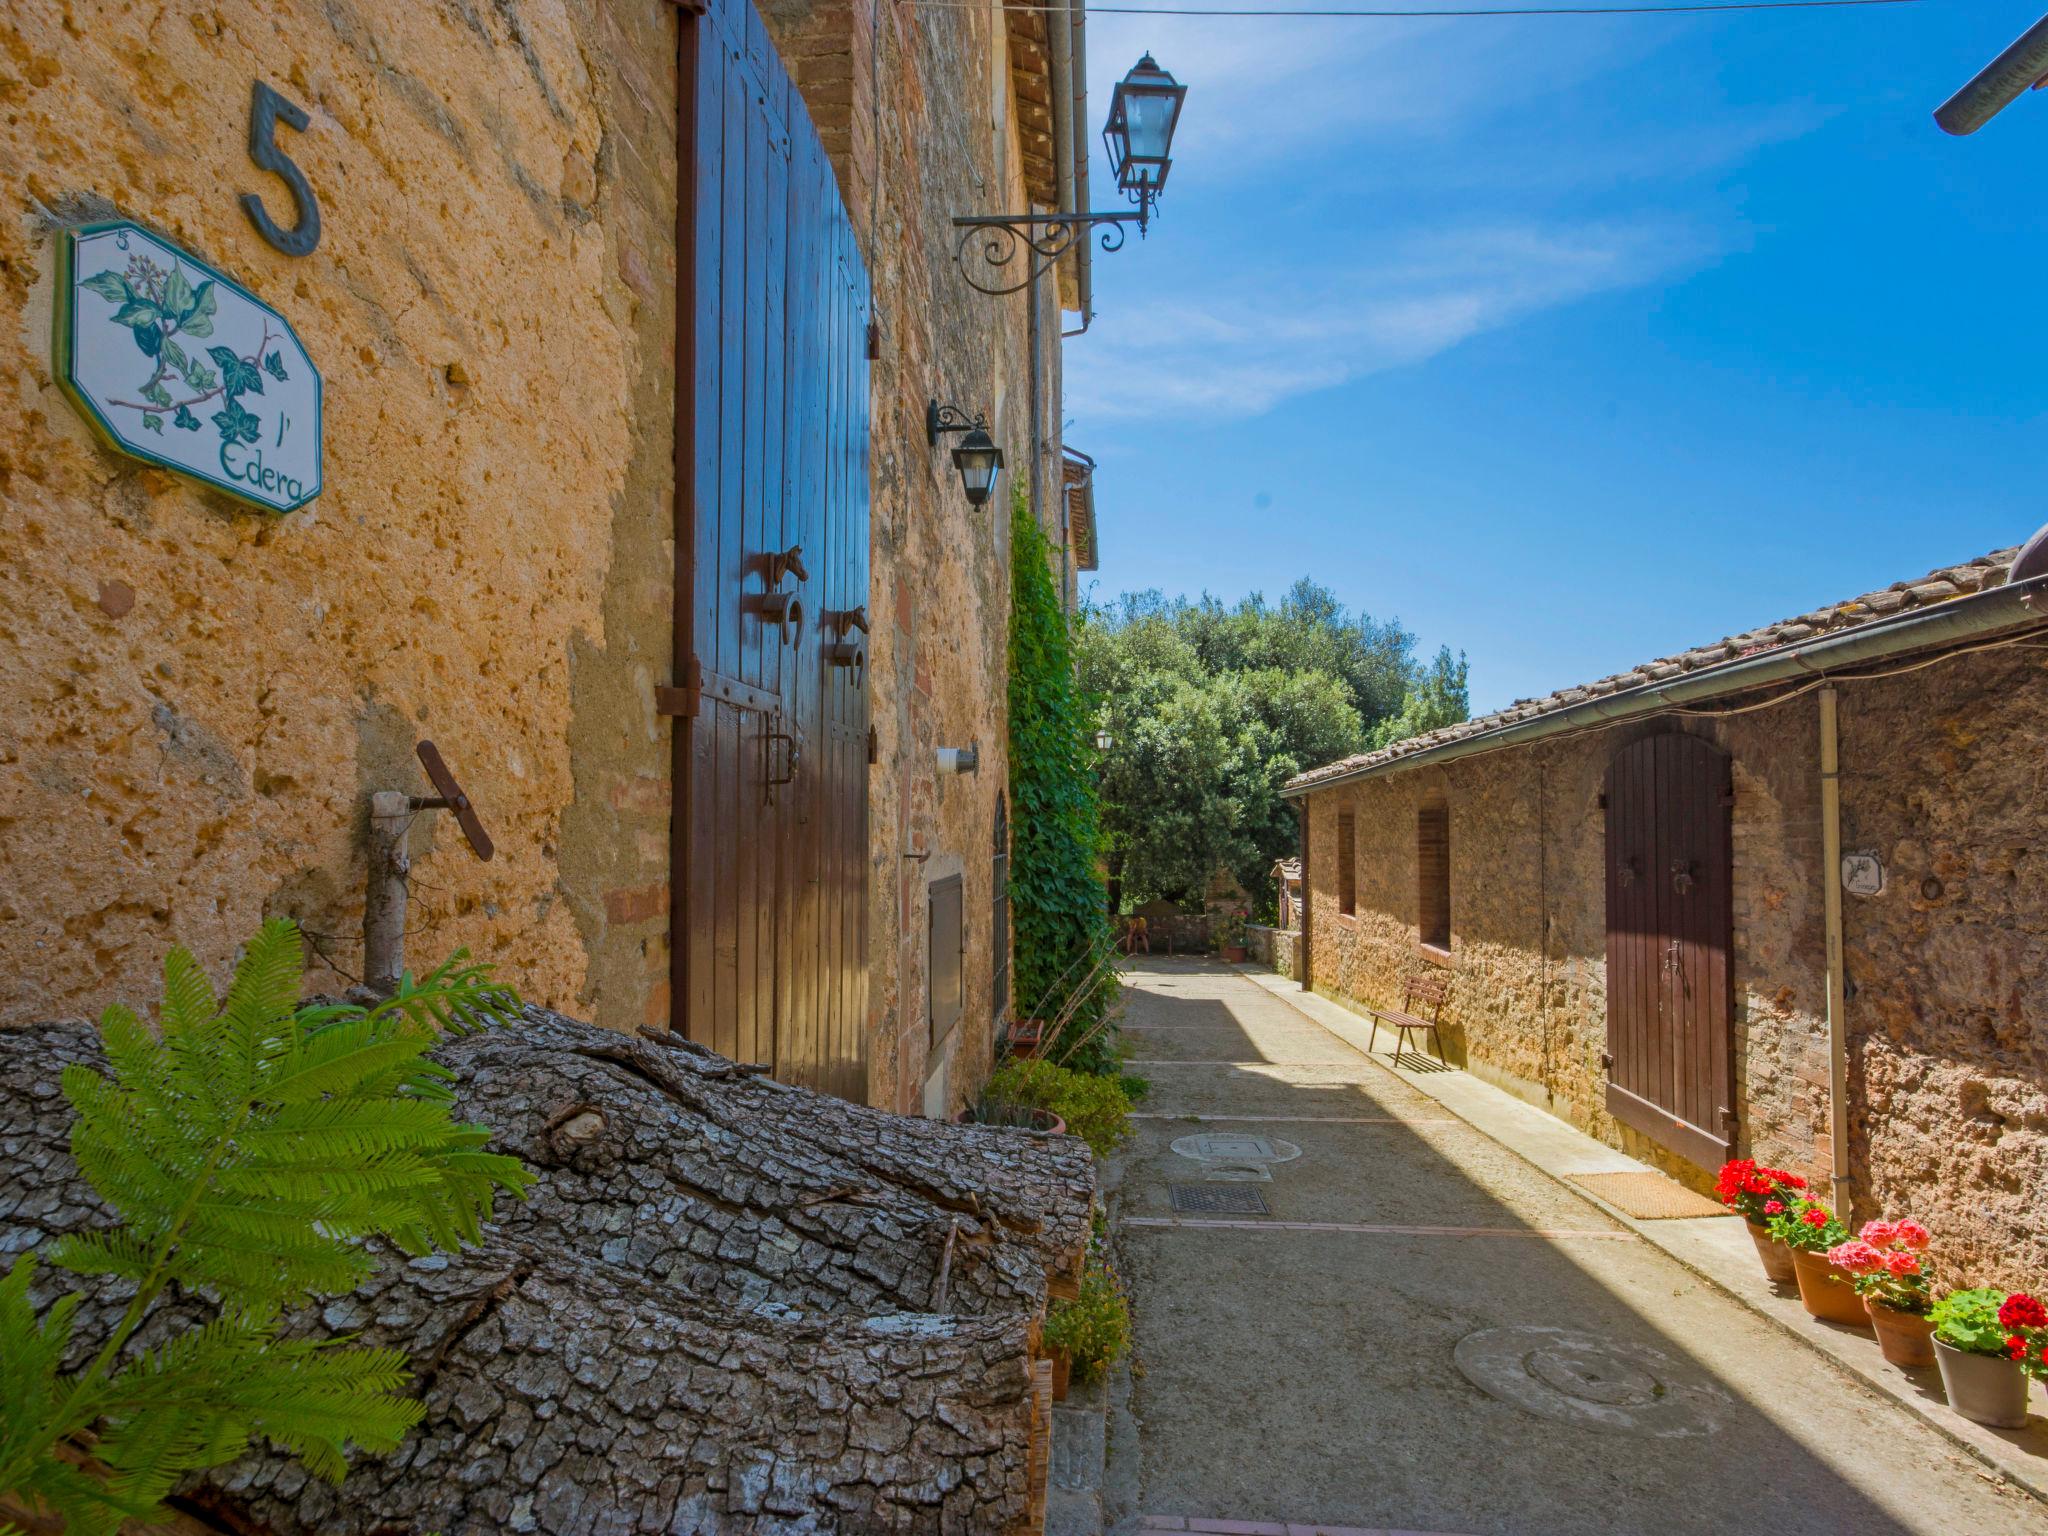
[1767,1200,1870,1330]
[1929,1288,2035,1428]
[1824,1219,1935,1367]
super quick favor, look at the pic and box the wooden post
[364,790,411,994]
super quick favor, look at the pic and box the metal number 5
[242,82,322,257]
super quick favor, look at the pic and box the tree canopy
[1078,579,1468,920]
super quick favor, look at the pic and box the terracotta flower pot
[1745,1220,1797,1286]
[1223,945,1247,963]
[955,1106,1068,1137]
[1049,1348,1072,1403]
[1934,1338,2032,1429]
[1865,1299,1937,1368]
[1789,1246,1873,1330]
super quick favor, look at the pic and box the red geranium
[1800,1208,1830,1229]
[1714,1159,1810,1225]
[1997,1293,2047,1331]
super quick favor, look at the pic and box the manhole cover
[1453,1326,1728,1437]
[1168,1184,1269,1216]
[1170,1133,1302,1165]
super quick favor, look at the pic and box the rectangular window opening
[1336,810,1356,917]
[1418,802,1451,951]
[929,874,964,1050]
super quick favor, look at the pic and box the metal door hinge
[866,321,881,360]
[656,656,703,718]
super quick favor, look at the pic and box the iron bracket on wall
[949,210,1145,297]
[655,656,703,718]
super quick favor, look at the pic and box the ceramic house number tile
[55,221,321,513]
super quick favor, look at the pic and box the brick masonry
[1299,647,2048,1290]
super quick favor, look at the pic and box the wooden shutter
[673,0,871,1100]
[1418,802,1450,949]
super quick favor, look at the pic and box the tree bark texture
[0,1008,1096,1534]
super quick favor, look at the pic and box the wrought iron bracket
[949,210,1147,297]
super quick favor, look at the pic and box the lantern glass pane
[1126,91,1174,160]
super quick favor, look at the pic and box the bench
[1368,973,1449,1066]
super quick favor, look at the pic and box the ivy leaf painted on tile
[208,347,265,401]
[110,300,160,330]
[212,398,262,446]
[263,351,289,384]
[143,412,163,434]
[172,405,200,431]
[181,283,217,339]
[162,338,187,371]
[161,270,195,327]
[141,379,174,409]
[133,323,163,359]
[81,271,133,304]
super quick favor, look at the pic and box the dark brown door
[1603,733,1734,1168]
[674,0,871,1099]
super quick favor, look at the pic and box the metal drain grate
[1168,1183,1270,1215]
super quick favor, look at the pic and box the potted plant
[1766,1200,1869,1329]
[1216,907,1248,965]
[1043,1250,1132,1402]
[1825,1219,1935,1366]
[1929,1288,2036,1428]
[1713,1158,1808,1285]
[978,1058,1132,1158]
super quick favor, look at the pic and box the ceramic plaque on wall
[54,221,321,512]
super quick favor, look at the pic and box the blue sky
[1067,2,2048,713]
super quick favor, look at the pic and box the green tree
[1079,581,1465,921]
[1008,494,1117,1067]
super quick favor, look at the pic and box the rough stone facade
[1299,644,2048,1290]
[1,1,1078,1118]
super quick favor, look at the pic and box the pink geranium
[1858,1220,1897,1246]
[1833,1214,1935,1315]
[1893,1220,1930,1251]
[1825,1239,1884,1275]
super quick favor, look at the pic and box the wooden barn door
[673,0,871,1099]
[1603,733,1734,1168]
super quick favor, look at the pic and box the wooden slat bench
[1368,973,1449,1066]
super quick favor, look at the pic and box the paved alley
[1106,958,2044,1536]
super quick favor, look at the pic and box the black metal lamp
[949,53,1188,296]
[1095,729,1114,752]
[927,400,1004,510]
[1102,53,1186,227]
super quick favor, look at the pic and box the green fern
[0,919,531,1533]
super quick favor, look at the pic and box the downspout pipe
[1934,12,2048,135]
[1062,4,1095,338]
[1819,685,1853,1217]
[1281,574,2048,800]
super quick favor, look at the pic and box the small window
[1336,810,1356,917]
[929,875,964,1049]
[992,795,1011,1021]
[1417,801,1450,950]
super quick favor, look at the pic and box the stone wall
[1,0,676,1032]
[1300,646,2048,1289]
[1,0,1071,1120]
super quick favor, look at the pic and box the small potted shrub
[1215,908,1248,965]
[1825,1220,1934,1366]
[976,1058,1132,1158]
[1043,1251,1132,1402]
[1929,1288,2036,1428]
[1714,1158,1809,1286]
[1766,1200,1869,1329]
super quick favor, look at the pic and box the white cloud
[1067,218,1712,421]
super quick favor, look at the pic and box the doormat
[1168,1183,1269,1216]
[1566,1172,1726,1220]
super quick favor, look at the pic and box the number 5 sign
[53,221,322,512]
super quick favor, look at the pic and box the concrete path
[1106,958,2043,1536]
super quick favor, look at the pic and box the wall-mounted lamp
[1095,729,1114,752]
[927,399,1004,509]
[951,53,1188,296]
[937,744,980,776]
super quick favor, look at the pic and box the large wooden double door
[671,0,871,1099]
[1603,733,1734,1168]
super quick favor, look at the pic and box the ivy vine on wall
[1007,486,1118,1068]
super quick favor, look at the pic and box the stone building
[1285,541,2048,1289]
[0,0,1111,1118]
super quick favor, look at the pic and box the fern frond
[44,1230,159,1286]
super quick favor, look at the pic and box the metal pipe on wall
[1818,684,1853,1217]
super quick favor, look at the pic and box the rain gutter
[1062,3,1095,337]
[1281,574,2048,800]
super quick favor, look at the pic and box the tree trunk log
[0,1008,1096,1534]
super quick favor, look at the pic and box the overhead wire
[894,0,1921,17]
